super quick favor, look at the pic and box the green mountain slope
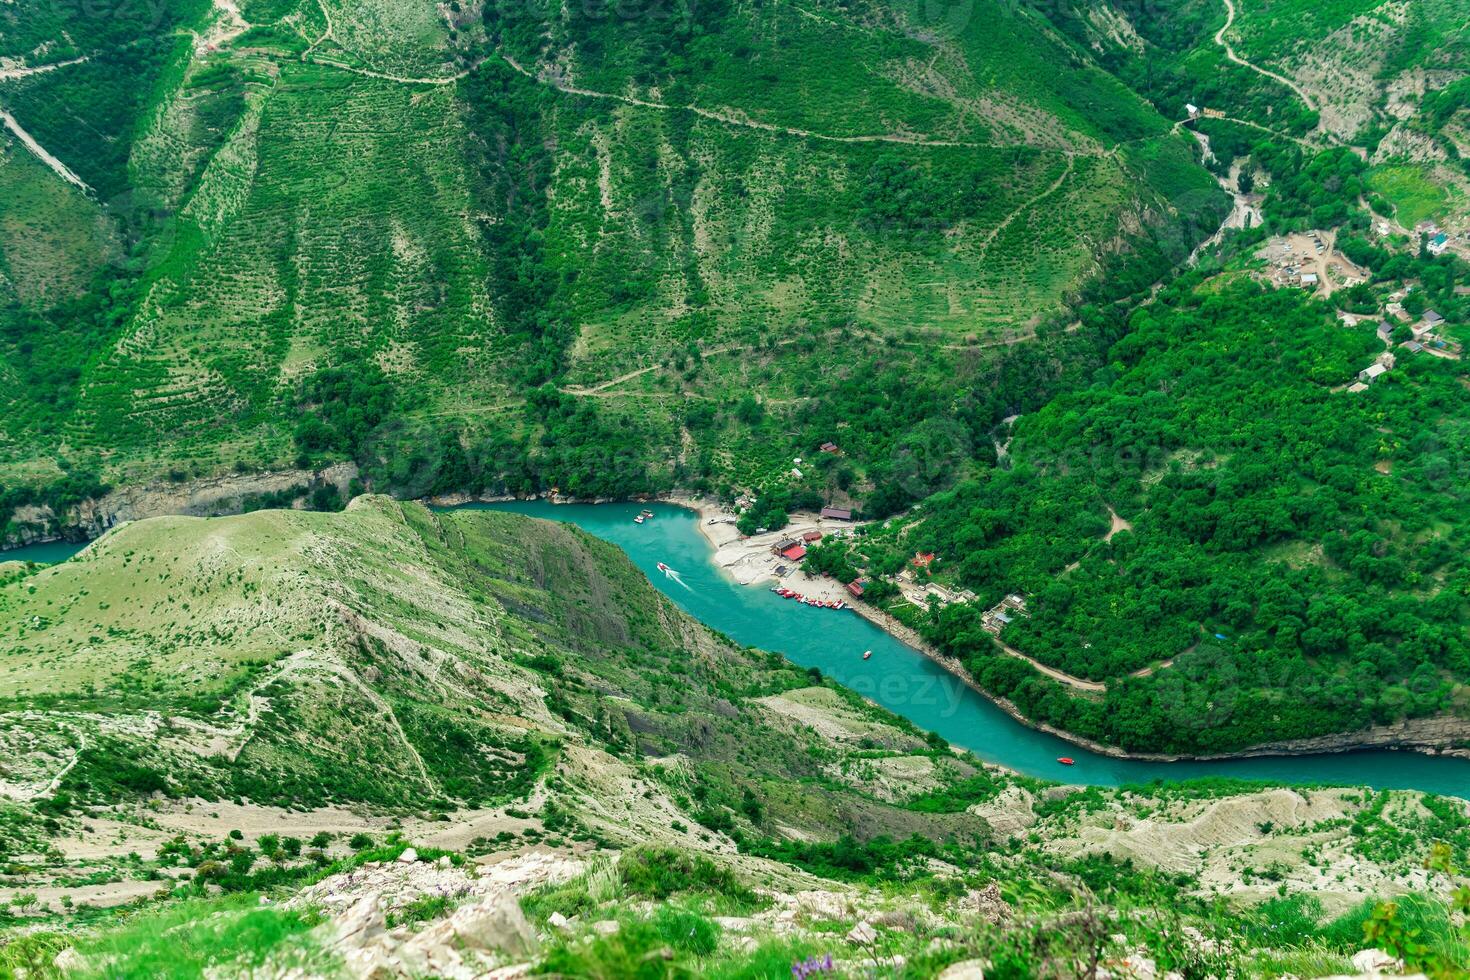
[0,0,1221,487]
[0,496,994,832]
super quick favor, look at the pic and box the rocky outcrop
[2,463,358,549]
[1240,714,1470,761]
[308,849,581,980]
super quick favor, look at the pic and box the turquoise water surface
[1,539,89,564]
[9,503,1467,796]
[470,500,1470,798]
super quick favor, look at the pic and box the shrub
[619,847,751,903]
[653,908,720,956]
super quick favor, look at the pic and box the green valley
[0,501,1467,977]
[5,0,1470,972]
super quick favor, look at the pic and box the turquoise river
[8,499,1469,797]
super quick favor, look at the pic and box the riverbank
[476,494,1470,767]
[846,593,1470,764]
[671,495,857,604]
[18,484,1470,770]
[654,496,1470,764]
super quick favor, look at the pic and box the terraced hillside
[0,0,1221,490]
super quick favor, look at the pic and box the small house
[819,442,839,454]
[1358,363,1389,384]
[1376,322,1393,342]
[802,530,823,543]
[780,544,807,562]
[820,506,852,521]
[1301,272,1319,287]
[1428,234,1449,256]
[846,580,865,598]
[911,552,936,569]
[1424,310,1446,328]
[1405,341,1425,354]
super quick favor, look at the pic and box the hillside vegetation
[0,0,1219,496]
[0,501,1468,977]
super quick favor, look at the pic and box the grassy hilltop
[0,501,1467,976]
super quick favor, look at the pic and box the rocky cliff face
[1246,715,1470,760]
[1,463,358,548]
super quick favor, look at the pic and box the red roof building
[820,506,852,521]
[846,580,865,598]
[780,544,807,561]
[911,552,936,568]
[820,442,839,453]
[802,530,823,543]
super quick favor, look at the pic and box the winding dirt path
[0,57,93,192]
[988,505,1169,692]
[0,56,89,82]
[0,108,91,192]
[497,53,987,149]
[1214,0,1319,117]
[975,153,1077,255]
[995,640,1107,693]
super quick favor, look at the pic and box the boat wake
[659,565,693,591]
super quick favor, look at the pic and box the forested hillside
[831,276,1468,755]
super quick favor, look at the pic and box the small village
[1250,220,1465,392]
[1255,231,1367,294]
[696,457,1041,645]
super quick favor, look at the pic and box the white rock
[397,848,419,864]
[342,945,398,980]
[547,911,571,930]
[52,948,86,973]
[482,965,535,980]
[937,960,985,980]
[335,893,387,950]
[1119,955,1157,980]
[451,893,541,957]
[590,920,621,937]
[846,920,878,946]
[712,916,755,933]
[1351,949,1403,976]
[437,856,452,868]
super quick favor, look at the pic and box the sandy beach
[669,494,859,605]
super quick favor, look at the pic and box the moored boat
[1057,757,1075,766]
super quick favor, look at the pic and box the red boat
[656,562,670,573]
[1057,757,1075,766]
